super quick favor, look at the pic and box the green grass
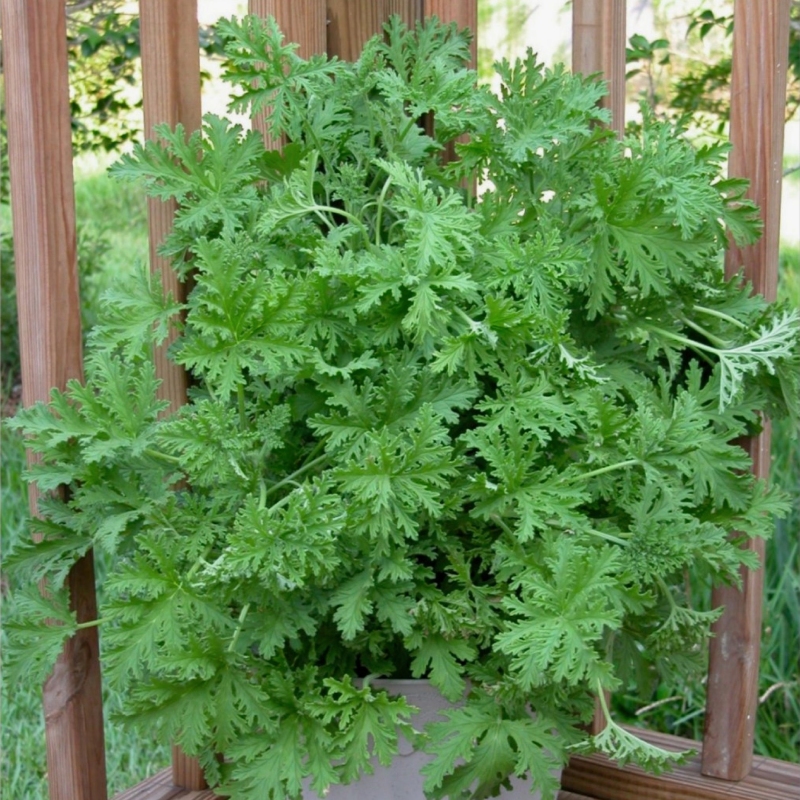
[73,165,150,330]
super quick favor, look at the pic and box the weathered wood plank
[327,0,385,61]
[139,0,204,788]
[571,0,626,735]
[115,729,800,800]
[562,727,800,800]
[703,0,791,781]
[388,0,424,28]
[248,0,326,57]
[572,0,626,135]
[2,2,107,798]
[112,768,219,800]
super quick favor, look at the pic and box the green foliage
[1,222,18,398]
[6,15,800,799]
[64,0,227,154]
[626,2,800,134]
[66,1,143,153]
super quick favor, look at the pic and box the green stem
[76,617,110,630]
[375,175,393,247]
[398,115,419,145]
[263,453,329,500]
[563,459,640,484]
[584,528,629,547]
[595,678,613,723]
[678,316,728,349]
[238,384,247,430]
[186,545,214,581]
[656,575,679,613]
[490,514,516,538]
[693,304,747,330]
[144,448,181,465]
[645,325,721,356]
[228,603,251,653]
[312,205,369,239]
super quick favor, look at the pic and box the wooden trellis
[2,1,798,798]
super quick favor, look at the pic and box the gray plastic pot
[304,679,558,799]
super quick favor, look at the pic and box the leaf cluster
[6,15,800,800]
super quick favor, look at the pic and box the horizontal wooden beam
[114,725,800,800]
[562,727,800,800]
[112,768,218,800]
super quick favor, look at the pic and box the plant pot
[303,680,557,799]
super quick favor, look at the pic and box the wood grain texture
[571,0,625,735]
[327,0,385,62]
[170,745,207,792]
[388,0,424,28]
[572,0,626,135]
[112,768,219,800]
[702,0,791,781]
[139,0,204,788]
[112,731,800,800]
[140,0,203,416]
[2,2,108,798]
[562,726,800,800]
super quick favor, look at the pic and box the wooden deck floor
[112,727,800,800]
[112,769,217,800]
[111,772,596,800]
[562,727,800,800]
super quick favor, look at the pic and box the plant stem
[645,324,721,356]
[678,316,728,348]
[490,514,516,538]
[76,617,110,630]
[238,384,247,430]
[263,453,329,499]
[398,115,419,145]
[693,304,747,330]
[228,603,251,653]
[186,545,214,581]
[564,459,640,483]
[596,678,613,723]
[375,175,393,247]
[144,448,181,465]
[312,205,370,239]
[584,528,629,546]
[656,575,678,613]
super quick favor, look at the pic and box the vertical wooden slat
[249,0,327,59]
[139,0,204,789]
[388,0,424,28]
[572,0,626,136]
[571,0,626,736]
[327,0,386,62]
[248,0,327,149]
[702,0,790,780]
[139,0,202,417]
[2,2,107,799]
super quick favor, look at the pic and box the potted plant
[6,14,799,800]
